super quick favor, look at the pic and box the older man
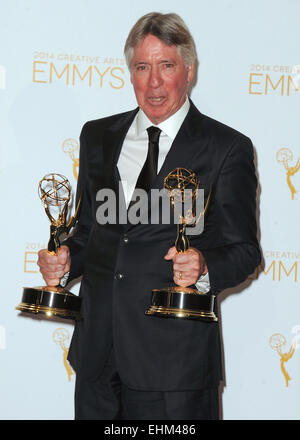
[38,12,261,420]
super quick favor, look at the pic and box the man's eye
[164,63,174,69]
[136,65,147,71]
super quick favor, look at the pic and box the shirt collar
[136,96,190,139]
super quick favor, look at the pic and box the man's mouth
[147,96,166,104]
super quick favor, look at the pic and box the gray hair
[124,12,197,68]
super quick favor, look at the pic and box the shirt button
[123,234,129,244]
[115,272,124,280]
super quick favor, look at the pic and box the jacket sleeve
[199,136,261,293]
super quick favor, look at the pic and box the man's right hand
[37,245,71,286]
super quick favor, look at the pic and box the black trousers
[74,348,220,420]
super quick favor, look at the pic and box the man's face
[130,34,194,125]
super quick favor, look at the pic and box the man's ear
[187,63,195,83]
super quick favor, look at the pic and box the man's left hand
[164,247,207,287]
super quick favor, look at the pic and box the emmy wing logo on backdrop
[269,327,300,387]
[269,333,296,387]
[276,148,300,200]
[53,328,74,382]
[62,138,79,181]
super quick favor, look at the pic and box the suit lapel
[152,100,207,193]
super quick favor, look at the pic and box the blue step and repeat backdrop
[0,0,299,420]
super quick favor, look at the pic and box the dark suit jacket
[65,100,261,391]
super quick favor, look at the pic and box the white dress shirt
[117,98,210,293]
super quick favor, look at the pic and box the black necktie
[135,126,161,193]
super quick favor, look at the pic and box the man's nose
[148,66,163,88]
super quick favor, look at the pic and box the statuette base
[145,286,218,322]
[16,286,82,321]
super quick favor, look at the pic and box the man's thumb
[164,246,177,260]
[57,246,69,264]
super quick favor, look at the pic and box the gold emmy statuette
[16,173,82,320]
[145,168,217,322]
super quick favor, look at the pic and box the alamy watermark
[95,183,205,236]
